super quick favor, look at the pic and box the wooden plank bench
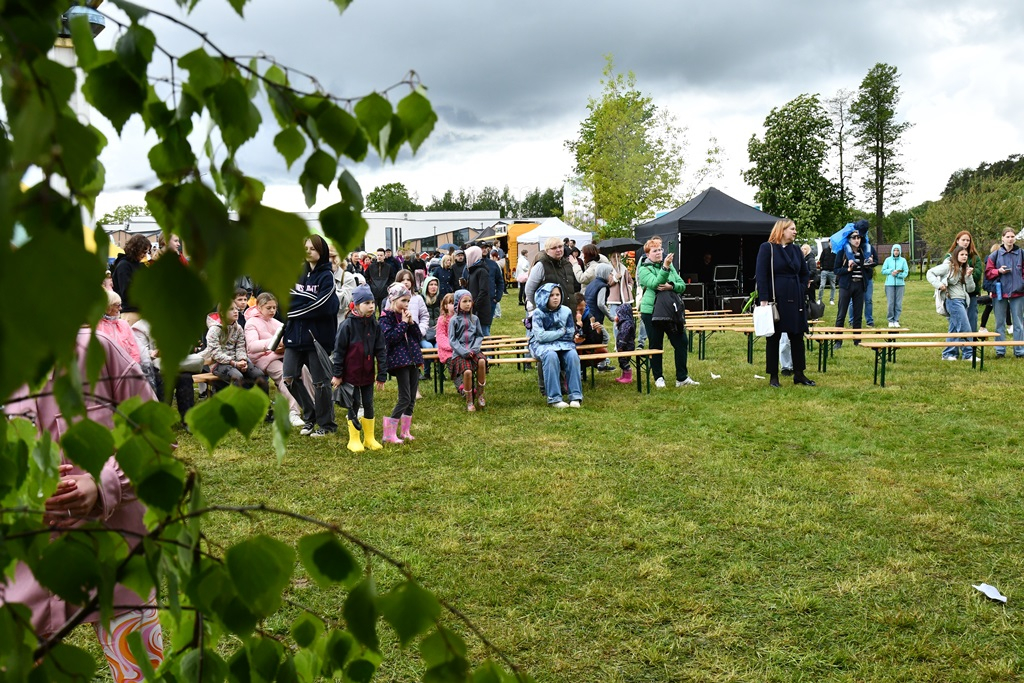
[806,328,912,372]
[578,349,664,394]
[859,337,1020,386]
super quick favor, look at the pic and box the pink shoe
[382,417,404,445]
[399,414,415,441]
[615,370,633,384]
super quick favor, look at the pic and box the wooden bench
[578,349,664,394]
[859,337,1021,386]
[806,328,912,372]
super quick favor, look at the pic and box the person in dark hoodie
[331,285,386,452]
[111,234,151,324]
[466,245,495,336]
[366,247,396,312]
[283,234,340,437]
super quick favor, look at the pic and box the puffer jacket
[529,283,575,358]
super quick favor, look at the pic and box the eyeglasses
[850,235,861,240]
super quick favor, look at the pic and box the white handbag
[753,246,780,337]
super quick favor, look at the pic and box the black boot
[769,374,780,388]
[793,374,816,386]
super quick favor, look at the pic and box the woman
[111,233,151,324]
[465,246,494,335]
[636,239,699,389]
[524,237,577,310]
[944,231,983,332]
[571,243,611,287]
[431,254,455,299]
[605,251,634,334]
[755,220,815,387]
[833,225,874,343]
[928,245,976,361]
[283,235,339,437]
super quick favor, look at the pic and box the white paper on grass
[973,583,1007,603]
[754,374,765,379]
[710,373,721,379]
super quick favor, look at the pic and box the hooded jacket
[584,263,613,324]
[928,260,976,301]
[331,312,387,385]
[984,245,1024,298]
[284,259,339,352]
[467,259,494,327]
[529,283,575,358]
[448,307,484,359]
[881,245,910,287]
[421,276,441,335]
[111,254,145,313]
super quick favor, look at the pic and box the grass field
[86,278,1024,681]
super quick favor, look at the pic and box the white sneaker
[942,356,958,361]
[676,377,700,387]
[654,377,666,389]
[569,400,581,408]
[299,425,315,436]
[829,300,835,305]
[289,412,305,427]
[980,327,987,333]
[552,401,569,409]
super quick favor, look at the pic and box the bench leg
[589,364,595,389]
[873,349,880,385]
[880,350,888,387]
[643,356,652,394]
[979,344,984,371]
[747,332,753,364]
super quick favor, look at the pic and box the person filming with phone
[637,239,699,389]
[984,226,1024,358]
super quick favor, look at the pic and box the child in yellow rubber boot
[331,285,386,452]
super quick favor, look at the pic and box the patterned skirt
[446,351,488,380]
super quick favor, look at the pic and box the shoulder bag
[753,245,780,337]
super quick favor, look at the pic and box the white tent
[515,217,593,247]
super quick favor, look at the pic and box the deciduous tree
[365,182,423,212]
[96,203,151,225]
[743,94,843,236]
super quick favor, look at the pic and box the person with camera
[756,220,815,388]
[833,224,875,345]
[984,227,1024,358]
[637,239,698,389]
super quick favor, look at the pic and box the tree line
[365,181,563,219]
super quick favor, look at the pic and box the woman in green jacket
[637,239,699,388]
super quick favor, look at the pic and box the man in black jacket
[365,248,395,312]
[817,242,836,306]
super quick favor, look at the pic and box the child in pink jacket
[244,293,304,426]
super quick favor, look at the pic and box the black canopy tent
[634,187,784,303]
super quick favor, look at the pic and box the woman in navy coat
[755,219,815,388]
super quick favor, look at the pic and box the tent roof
[634,187,784,239]
[516,217,593,245]
[473,226,498,240]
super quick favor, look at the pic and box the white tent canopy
[515,217,593,247]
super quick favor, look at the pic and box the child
[421,276,441,380]
[205,304,269,393]
[573,292,603,369]
[881,244,909,327]
[447,289,488,411]
[614,299,636,384]
[529,283,583,408]
[245,292,305,427]
[233,287,251,328]
[436,292,456,382]
[379,283,424,443]
[331,285,386,452]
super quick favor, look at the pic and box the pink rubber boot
[382,417,404,445]
[615,369,633,384]
[399,415,415,441]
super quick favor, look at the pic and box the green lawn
[159,279,1024,681]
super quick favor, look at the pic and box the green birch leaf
[226,0,248,17]
[272,393,290,464]
[54,115,106,192]
[180,648,228,683]
[107,0,151,22]
[377,581,440,648]
[84,330,106,390]
[420,626,467,668]
[346,654,381,683]
[82,59,146,134]
[38,643,96,683]
[210,79,262,153]
[318,201,368,254]
[9,94,56,168]
[187,385,270,452]
[33,536,102,604]
[328,0,353,13]
[424,659,471,683]
[396,90,437,153]
[148,125,197,182]
[337,169,364,212]
[226,535,295,617]
[240,205,307,306]
[247,637,284,683]
[353,93,391,157]
[343,577,379,652]
[131,253,210,383]
[472,660,517,683]
[68,15,99,70]
[115,23,156,81]
[316,105,358,158]
[321,631,354,675]
[274,126,306,170]
[383,114,404,162]
[290,612,324,649]
[52,362,86,420]
[60,418,114,480]
[297,532,360,590]
[299,150,337,207]
[179,48,226,98]
[126,631,158,683]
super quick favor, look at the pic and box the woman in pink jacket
[244,292,305,427]
[1,326,163,681]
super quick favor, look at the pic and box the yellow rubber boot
[361,417,383,450]
[346,422,365,453]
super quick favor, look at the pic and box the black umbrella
[596,237,643,254]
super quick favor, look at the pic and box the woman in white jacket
[927,245,976,361]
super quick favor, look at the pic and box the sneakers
[308,427,328,437]
[569,400,581,408]
[942,356,958,361]
[299,424,315,436]
[289,411,305,427]
[552,401,569,409]
[654,377,666,389]
[829,300,835,305]
[676,377,700,387]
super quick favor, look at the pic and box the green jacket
[637,262,686,314]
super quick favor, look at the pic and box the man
[451,249,468,288]
[847,220,876,327]
[365,248,395,311]
[818,241,836,305]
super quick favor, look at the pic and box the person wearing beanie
[447,289,488,411]
[331,284,386,452]
[465,245,495,335]
[379,283,423,443]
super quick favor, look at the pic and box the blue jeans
[993,296,1024,356]
[420,339,434,350]
[967,294,978,333]
[819,270,836,303]
[850,278,874,326]
[943,298,972,359]
[539,348,583,404]
[779,332,792,371]
[885,285,904,324]
[481,324,491,336]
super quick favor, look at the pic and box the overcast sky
[90,0,1024,221]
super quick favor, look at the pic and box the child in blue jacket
[881,244,909,327]
[529,283,583,408]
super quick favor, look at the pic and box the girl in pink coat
[244,292,305,427]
